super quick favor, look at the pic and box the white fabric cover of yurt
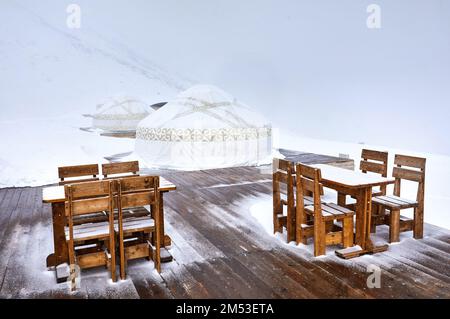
[135,85,272,170]
[92,96,152,132]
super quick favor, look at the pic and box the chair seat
[281,195,320,207]
[65,221,110,242]
[372,195,418,209]
[114,216,155,234]
[371,186,383,197]
[305,202,354,221]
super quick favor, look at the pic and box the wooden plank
[77,251,107,269]
[42,176,175,203]
[395,154,426,169]
[393,167,424,182]
[58,164,99,179]
[102,161,139,177]
[124,243,150,260]
[361,149,388,162]
[360,160,386,175]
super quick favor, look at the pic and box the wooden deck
[0,165,449,298]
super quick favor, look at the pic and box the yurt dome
[135,85,272,170]
[92,96,152,132]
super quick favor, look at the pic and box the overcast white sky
[3,0,450,155]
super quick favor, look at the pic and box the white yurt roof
[92,96,152,132]
[135,85,272,170]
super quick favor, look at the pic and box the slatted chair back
[64,180,116,286]
[360,149,388,194]
[102,161,139,179]
[393,154,426,202]
[117,175,159,207]
[117,176,161,273]
[272,158,296,240]
[64,180,114,218]
[58,164,99,185]
[295,163,323,227]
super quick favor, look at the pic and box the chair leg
[389,209,400,243]
[155,231,161,273]
[413,206,424,239]
[119,232,126,280]
[342,217,354,248]
[68,244,77,291]
[370,204,379,233]
[313,220,326,257]
[273,203,283,234]
[109,234,116,282]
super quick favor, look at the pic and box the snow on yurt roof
[92,95,152,132]
[136,85,270,131]
[135,85,272,170]
[94,95,150,117]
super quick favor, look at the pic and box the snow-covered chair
[116,176,162,279]
[295,163,355,256]
[65,180,117,290]
[372,154,426,243]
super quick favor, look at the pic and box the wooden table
[42,177,176,282]
[313,164,395,259]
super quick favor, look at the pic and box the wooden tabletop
[313,164,395,189]
[42,176,176,203]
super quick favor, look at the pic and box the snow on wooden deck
[0,165,449,298]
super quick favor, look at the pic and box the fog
[4,0,450,155]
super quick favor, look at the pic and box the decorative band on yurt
[136,127,272,142]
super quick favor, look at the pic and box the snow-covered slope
[0,0,190,187]
[0,0,189,120]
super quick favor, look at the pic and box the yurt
[135,85,272,170]
[92,96,152,132]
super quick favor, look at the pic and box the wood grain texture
[0,164,448,298]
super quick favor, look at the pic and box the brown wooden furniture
[295,164,354,256]
[372,154,426,243]
[357,149,389,232]
[65,180,117,290]
[43,176,176,283]
[102,161,139,179]
[360,149,389,196]
[116,176,162,278]
[58,164,99,185]
[273,158,326,243]
[311,164,395,259]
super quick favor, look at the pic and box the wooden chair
[372,154,426,243]
[65,180,117,290]
[273,159,316,242]
[58,164,99,185]
[295,163,354,256]
[116,176,161,279]
[102,161,139,179]
[358,149,389,232]
[360,149,389,196]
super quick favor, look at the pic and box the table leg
[46,202,70,283]
[336,187,388,259]
[158,191,173,263]
[337,192,346,207]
